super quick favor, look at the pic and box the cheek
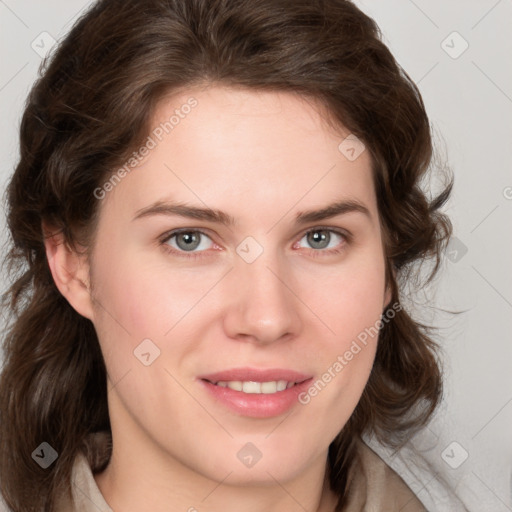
[91,247,187,333]
[89,246,228,369]
[294,253,386,409]
[299,254,387,343]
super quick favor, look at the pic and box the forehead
[101,85,377,225]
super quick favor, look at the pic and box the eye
[294,228,348,253]
[163,230,215,253]
[160,227,349,259]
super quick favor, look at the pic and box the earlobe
[384,284,392,309]
[383,263,396,309]
[42,223,95,321]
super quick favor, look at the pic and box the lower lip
[198,378,313,418]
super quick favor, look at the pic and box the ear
[42,222,95,321]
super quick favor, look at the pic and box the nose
[222,250,302,345]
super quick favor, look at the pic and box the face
[86,85,390,485]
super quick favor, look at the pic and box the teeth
[226,381,242,391]
[214,380,296,394]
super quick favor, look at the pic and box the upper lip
[198,367,312,383]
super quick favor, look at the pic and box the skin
[45,85,391,512]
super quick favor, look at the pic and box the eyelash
[159,227,351,260]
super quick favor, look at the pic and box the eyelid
[160,227,215,243]
[297,225,352,242]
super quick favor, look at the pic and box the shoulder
[0,494,12,512]
[54,431,113,512]
[343,438,428,511]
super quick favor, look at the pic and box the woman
[0,0,452,510]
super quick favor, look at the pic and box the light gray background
[0,1,511,510]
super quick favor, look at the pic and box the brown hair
[0,0,452,510]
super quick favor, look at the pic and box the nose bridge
[222,242,301,343]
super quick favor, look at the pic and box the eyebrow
[132,199,371,226]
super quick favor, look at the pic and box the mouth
[197,368,313,418]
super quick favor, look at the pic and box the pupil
[308,230,329,249]
[177,232,200,251]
